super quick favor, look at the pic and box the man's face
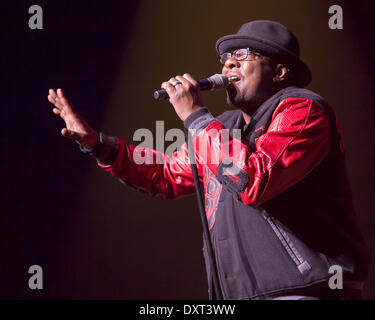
[221,49,276,114]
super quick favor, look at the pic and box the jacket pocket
[263,214,311,274]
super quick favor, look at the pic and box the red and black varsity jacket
[82,86,369,299]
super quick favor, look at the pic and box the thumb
[61,128,84,143]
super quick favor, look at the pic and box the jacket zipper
[263,214,311,274]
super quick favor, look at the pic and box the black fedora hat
[216,20,312,87]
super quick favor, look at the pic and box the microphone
[153,74,229,100]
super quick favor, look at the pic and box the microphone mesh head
[208,74,229,90]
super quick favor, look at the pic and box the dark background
[1,0,375,299]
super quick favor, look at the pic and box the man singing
[48,20,369,299]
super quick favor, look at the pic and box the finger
[161,81,178,100]
[49,89,57,99]
[56,88,65,98]
[52,108,61,114]
[182,73,199,88]
[175,75,191,88]
[48,95,56,105]
[61,128,83,143]
[56,88,69,105]
[168,76,185,86]
[167,77,178,85]
[161,81,176,91]
[55,88,74,113]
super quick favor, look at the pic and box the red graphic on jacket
[203,166,222,230]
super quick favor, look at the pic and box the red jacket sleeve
[97,137,199,199]
[187,97,331,207]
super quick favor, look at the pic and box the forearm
[80,132,196,199]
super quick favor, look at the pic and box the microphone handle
[153,79,213,100]
[153,88,169,100]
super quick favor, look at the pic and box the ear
[273,64,290,82]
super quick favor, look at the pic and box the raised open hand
[48,88,99,148]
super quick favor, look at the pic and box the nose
[224,56,240,70]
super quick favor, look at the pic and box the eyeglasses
[219,48,261,64]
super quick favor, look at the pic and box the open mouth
[228,75,241,82]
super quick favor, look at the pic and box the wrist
[180,106,202,122]
[89,131,100,149]
[183,107,215,131]
[79,132,120,165]
[78,131,99,150]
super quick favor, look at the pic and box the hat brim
[216,34,312,87]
